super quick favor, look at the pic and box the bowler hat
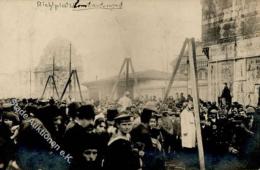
[106,108,119,121]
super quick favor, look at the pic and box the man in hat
[106,107,119,136]
[131,107,165,170]
[103,113,140,170]
[63,104,96,166]
[131,107,154,152]
[65,102,81,131]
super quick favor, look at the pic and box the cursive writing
[37,1,74,11]
[73,0,123,10]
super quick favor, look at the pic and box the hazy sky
[0,0,201,82]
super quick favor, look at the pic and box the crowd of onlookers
[0,93,259,170]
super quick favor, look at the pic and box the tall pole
[129,58,138,97]
[189,38,205,170]
[52,56,55,97]
[187,58,189,96]
[126,58,129,91]
[110,58,127,99]
[29,69,32,98]
[163,39,188,102]
[69,43,72,98]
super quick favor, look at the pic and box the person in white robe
[117,91,132,111]
[180,99,196,149]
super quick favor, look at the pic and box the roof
[83,69,171,87]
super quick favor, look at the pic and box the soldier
[103,113,140,170]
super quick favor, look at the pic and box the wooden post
[60,71,74,101]
[52,56,55,97]
[59,70,83,102]
[41,75,51,99]
[110,58,127,99]
[188,38,206,170]
[69,43,72,97]
[74,70,84,101]
[163,38,188,102]
[129,58,138,97]
[126,58,130,91]
[51,75,60,99]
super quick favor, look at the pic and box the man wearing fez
[63,104,96,166]
[103,113,140,170]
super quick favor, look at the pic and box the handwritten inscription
[36,0,123,11]
[37,1,74,11]
[73,0,123,10]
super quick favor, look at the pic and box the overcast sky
[0,0,201,82]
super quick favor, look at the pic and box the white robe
[118,96,132,111]
[180,108,196,148]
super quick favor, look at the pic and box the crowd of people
[0,91,259,170]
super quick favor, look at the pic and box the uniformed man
[103,113,140,170]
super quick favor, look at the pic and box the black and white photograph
[0,0,260,169]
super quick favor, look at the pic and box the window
[198,69,208,80]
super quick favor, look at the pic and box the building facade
[83,70,171,100]
[202,0,260,106]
